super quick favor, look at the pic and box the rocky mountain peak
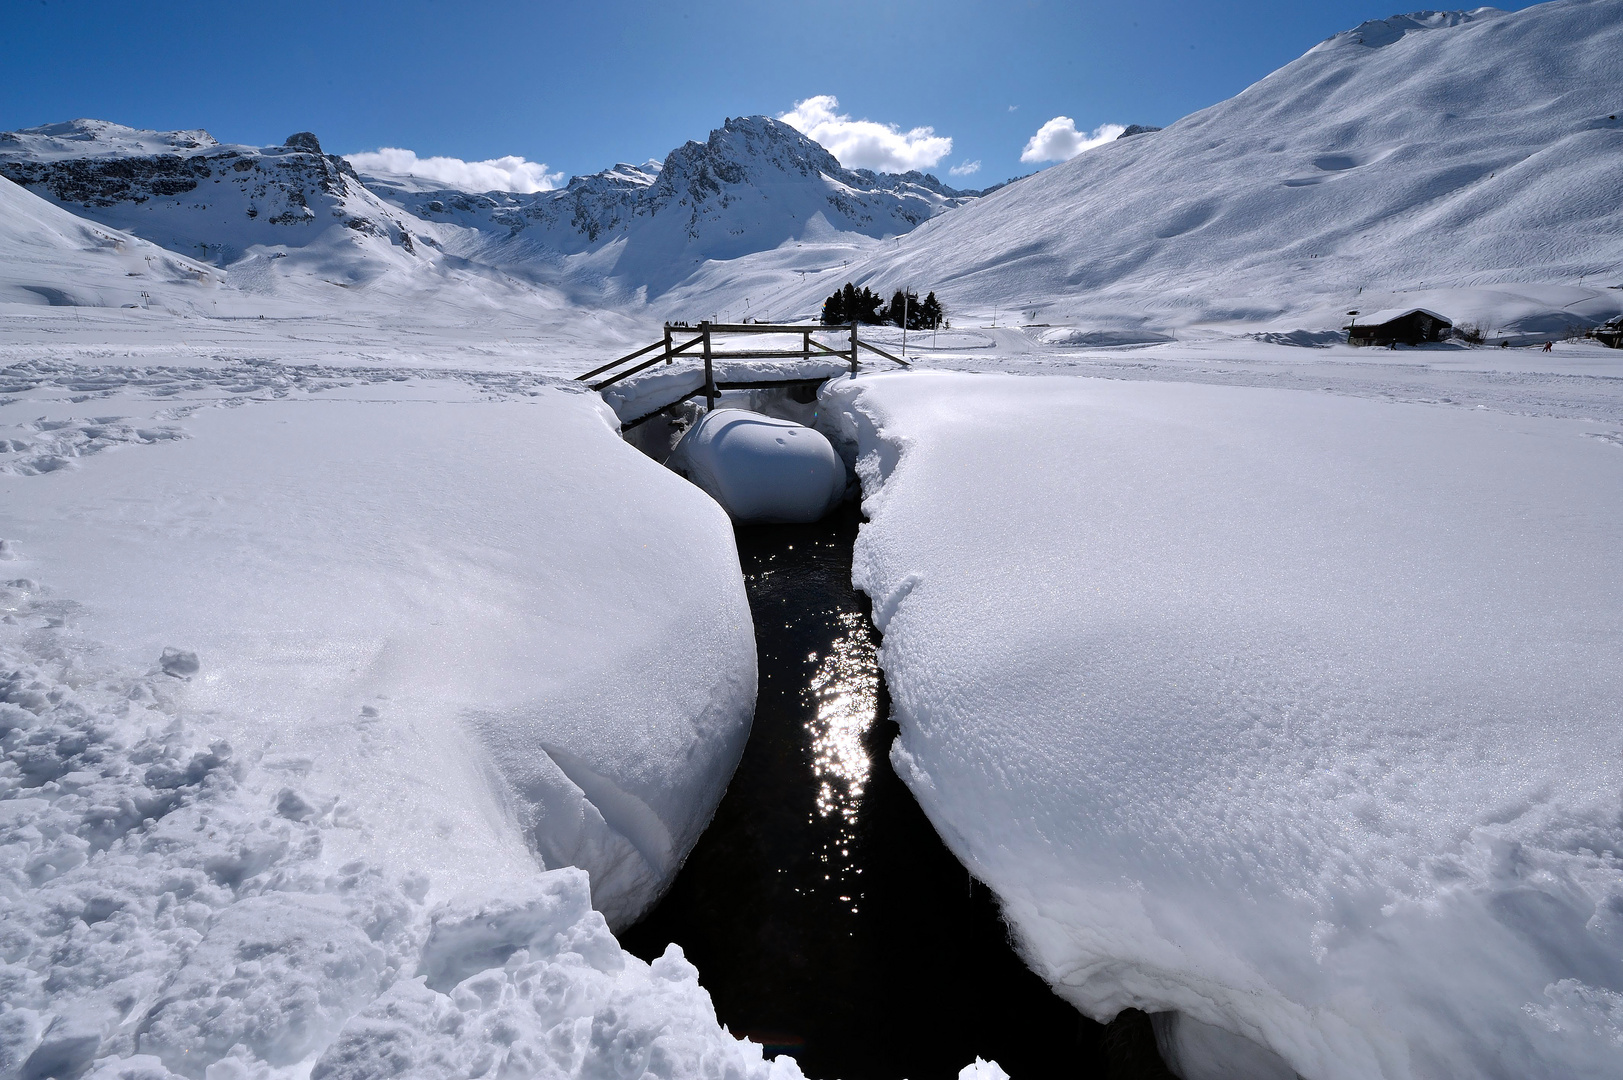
[0,120,424,266]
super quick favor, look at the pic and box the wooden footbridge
[576,322,910,428]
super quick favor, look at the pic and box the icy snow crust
[825,370,1623,1080]
[0,365,777,1078]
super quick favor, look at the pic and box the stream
[620,506,1131,1079]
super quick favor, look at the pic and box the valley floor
[3,308,1621,1080]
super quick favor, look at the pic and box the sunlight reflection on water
[807,608,879,913]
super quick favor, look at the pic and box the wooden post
[663,325,673,365]
[702,324,716,410]
[802,329,810,364]
[849,322,858,374]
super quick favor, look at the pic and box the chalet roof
[1348,307,1451,328]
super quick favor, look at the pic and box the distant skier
[1542,340,1554,352]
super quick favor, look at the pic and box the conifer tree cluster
[820,283,884,325]
[820,282,945,329]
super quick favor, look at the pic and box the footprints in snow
[0,415,185,475]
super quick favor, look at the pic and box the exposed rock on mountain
[364,160,662,255]
[0,120,431,267]
[359,116,984,293]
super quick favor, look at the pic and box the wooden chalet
[1592,316,1623,349]
[1345,308,1452,346]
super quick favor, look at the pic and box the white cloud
[777,95,952,172]
[1019,117,1126,164]
[1008,105,1018,112]
[344,147,564,193]
[948,159,982,177]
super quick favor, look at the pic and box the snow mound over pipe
[667,408,847,524]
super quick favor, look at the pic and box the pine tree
[821,290,845,325]
[886,290,907,327]
[921,291,943,330]
[823,282,887,324]
[884,289,925,328]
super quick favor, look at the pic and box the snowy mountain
[0,122,661,345]
[808,1,1623,337]
[360,160,663,256]
[0,173,222,311]
[360,116,985,295]
[0,120,433,268]
[2,116,984,303]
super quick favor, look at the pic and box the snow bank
[2,370,765,1076]
[667,409,846,524]
[825,371,1623,1080]
[309,872,805,1080]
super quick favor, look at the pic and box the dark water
[621,506,1124,1080]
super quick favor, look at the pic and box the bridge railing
[576,321,909,411]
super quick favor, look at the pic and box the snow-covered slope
[361,116,983,295]
[825,369,1623,1080]
[0,174,223,311]
[817,1,1623,336]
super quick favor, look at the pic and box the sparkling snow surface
[1,365,767,1078]
[825,370,1623,1080]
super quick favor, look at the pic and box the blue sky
[6,0,1541,188]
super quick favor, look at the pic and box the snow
[0,175,223,313]
[364,117,984,297]
[5,6,1623,1077]
[666,410,846,524]
[601,355,853,425]
[823,369,1623,1080]
[1345,307,1450,328]
[1,365,769,1076]
[757,0,1623,339]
